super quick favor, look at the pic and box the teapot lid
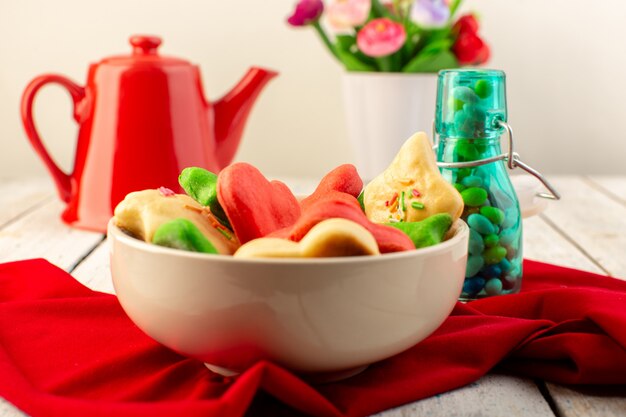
[99,35,191,67]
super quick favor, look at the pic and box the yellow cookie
[234,218,380,259]
[363,132,463,224]
[232,238,301,258]
[113,189,239,255]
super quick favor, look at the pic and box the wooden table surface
[1,175,625,417]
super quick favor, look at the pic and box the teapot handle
[21,74,85,203]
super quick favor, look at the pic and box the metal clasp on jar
[432,120,560,200]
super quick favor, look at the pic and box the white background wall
[1,0,625,180]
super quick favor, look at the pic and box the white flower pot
[341,72,438,180]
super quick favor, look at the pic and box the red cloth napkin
[1,259,625,417]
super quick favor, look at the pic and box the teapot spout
[213,67,278,169]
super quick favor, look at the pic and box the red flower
[451,14,490,66]
[453,14,479,35]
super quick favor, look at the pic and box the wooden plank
[0,177,53,227]
[523,215,604,274]
[0,199,103,271]
[588,176,626,205]
[71,239,114,294]
[523,178,626,417]
[546,384,626,417]
[540,177,626,279]
[374,374,555,417]
[4,176,625,417]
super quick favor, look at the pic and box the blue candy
[468,214,496,235]
[483,264,502,278]
[463,277,486,296]
[485,278,503,295]
[498,258,512,272]
[499,228,518,246]
[466,254,485,277]
[468,229,485,256]
[453,86,479,104]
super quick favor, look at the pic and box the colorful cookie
[234,218,379,259]
[300,164,363,211]
[270,194,414,253]
[217,162,301,244]
[387,213,453,249]
[178,167,229,226]
[363,132,464,224]
[152,218,219,254]
[113,189,239,254]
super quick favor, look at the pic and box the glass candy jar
[434,69,559,300]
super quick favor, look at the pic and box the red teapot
[21,35,277,232]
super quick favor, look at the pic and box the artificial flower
[357,18,407,57]
[452,13,479,35]
[410,0,450,28]
[327,0,371,30]
[287,0,324,27]
[452,31,490,65]
[451,13,490,65]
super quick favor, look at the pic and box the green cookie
[357,190,365,211]
[178,167,230,227]
[152,218,218,254]
[387,213,453,249]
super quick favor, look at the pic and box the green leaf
[335,34,377,71]
[448,0,463,21]
[370,0,392,19]
[337,50,377,71]
[421,38,454,55]
[402,49,459,73]
[335,34,356,50]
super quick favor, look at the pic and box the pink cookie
[271,194,415,253]
[300,164,363,211]
[217,163,300,244]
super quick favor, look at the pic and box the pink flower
[326,0,371,30]
[357,18,407,57]
[287,0,324,27]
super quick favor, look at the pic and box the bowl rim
[107,218,468,266]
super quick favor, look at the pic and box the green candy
[456,141,480,160]
[152,218,218,254]
[179,167,230,227]
[474,79,493,99]
[484,233,500,247]
[461,175,483,188]
[461,187,488,207]
[480,206,505,225]
[453,183,466,193]
[483,246,507,265]
[457,167,472,180]
[387,213,453,249]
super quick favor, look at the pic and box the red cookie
[217,163,300,244]
[300,164,363,211]
[271,194,415,253]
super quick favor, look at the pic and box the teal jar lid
[435,69,507,139]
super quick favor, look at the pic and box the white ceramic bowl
[108,219,468,379]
